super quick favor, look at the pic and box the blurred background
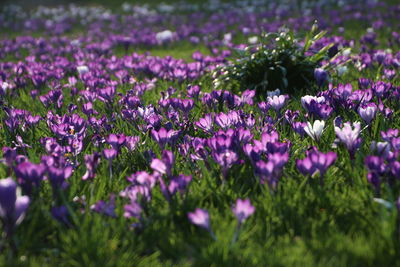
[1,0,215,8]
[2,0,386,9]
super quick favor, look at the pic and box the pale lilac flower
[150,150,174,176]
[82,153,101,180]
[103,148,118,161]
[124,201,142,219]
[188,208,210,230]
[232,198,255,224]
[125,136,140,151]
[267,95,288,113]
[334,121,362,158]
[358,103,377,124]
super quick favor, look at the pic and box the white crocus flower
[156,30,174,44]
[336,66,348,76]
[76,65,89,75]
[304,120,325,142]
[373,198,394,209]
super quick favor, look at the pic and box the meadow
[0,0,400,266]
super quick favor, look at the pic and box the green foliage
[213,24,333,97]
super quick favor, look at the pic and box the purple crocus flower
[314,68,328,87]
[98,86,116,104]
[372,81,391,99]
[365,156,386,174]
[151,128,180,149]
[296,147,337,186]
[168,174,192,196]
[257,101,270,114]
[215,112,232,129]
[365,155,386,194]
[30,89,39,99]
[91,194,116,218]
[127,171,157,189]
[232,198,255,224]
[188,208,210,230]
[13,135,31,150]
[284,109,300,125]
[358,78,372,90]
[1,147,17,168]
[195,114,214,133]
[48,166,73,191]
[14,161,46,194]
[0,178,30,235]
[301,95,333,119]
[370,141,391,158]
[381,129,399,142]
[241,89,255,106]
[255,152,289,189]
[390,161,400,180]
[25,114,41,127]
[82,102,94,116]
[333,84,353,103]
[120,181,152,203]
[51,205,70,226]
[180,99,194,114]
[106,134,126,151]
[187,85,200,99]
[301,95,325,111]
[39,89,64,109]
[334,121,362,158]
[292,122,307,136]
[213,149,239,177]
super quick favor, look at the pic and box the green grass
[1,1,400,266]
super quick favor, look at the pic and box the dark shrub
[212,25,333,98]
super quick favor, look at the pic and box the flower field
[1,0,400,266]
